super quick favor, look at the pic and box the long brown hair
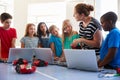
[24,23,37,37]
[75,3,94,16]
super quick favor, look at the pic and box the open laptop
[7,48,33,63]
[64,49,99,72]
[33,48,54,64]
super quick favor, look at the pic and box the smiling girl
[20,23,40,48]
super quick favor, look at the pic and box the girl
[0,12,17,62]
[49,25,65,61]
[20,23,40,48]
[62,19,79,49]
[37,22,50,48]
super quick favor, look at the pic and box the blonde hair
[24,23,37,37]
[62,19,74,44]
[49,25,58,33]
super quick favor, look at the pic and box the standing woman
[0,13,17,62]
[37,22,50,48]
[72,3,103,54]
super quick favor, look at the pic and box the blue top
[100,27,120,68]
[20,36,39,48]
[39,36,50,48]
[49,35,62,57]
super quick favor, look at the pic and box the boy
[0,12,17,62]
[98,12,120,69]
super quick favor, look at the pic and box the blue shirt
[39,36,50,48]
[20,36,39,48]
[49,35,62,57]
[100,27,120,68]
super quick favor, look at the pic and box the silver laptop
[7,48,33,63]
[64,49,99,72]
[33,48,54,64]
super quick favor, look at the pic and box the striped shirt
[79,17,102,54]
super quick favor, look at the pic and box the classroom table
[0,63,120,80]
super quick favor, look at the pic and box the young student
[0,12,17,62]
[98,12,120,69]
[49,25,65,61]
[20,23,40,48]
[62,19,79,49]
[37,22,50,48]
[72,3,103,54]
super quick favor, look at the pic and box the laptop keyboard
[53,61,67,67]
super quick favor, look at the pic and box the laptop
[64,49,99,72]
[33,48,54,64]
[7,48,34,63]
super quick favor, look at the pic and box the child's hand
[97,60,101,65]
[59,57,66,62]
[70,43,76,49]
[0,58,7,63]
[71,39,79,48]
[97,60,103,68]
[54,57,59,61]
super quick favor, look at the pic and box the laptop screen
[8,48,34,63]
[64,49,98,72]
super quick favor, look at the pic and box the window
[0,0,13,26]
[0,5,6,26]
[95,0,118,38]
[28,2,66,34]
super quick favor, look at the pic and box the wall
[28,0,65,3]
[14,0,28,47]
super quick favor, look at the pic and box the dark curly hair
[101,11,117,24]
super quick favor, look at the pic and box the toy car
[13,58,28,65]
[15,64,36,74]
[32,59,48,67]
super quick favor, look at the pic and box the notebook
[64,49,99,72]
[33,48,54,64]
[7,48,53,64]
[7,48,33,63]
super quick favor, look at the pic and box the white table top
[0,63,120,80]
